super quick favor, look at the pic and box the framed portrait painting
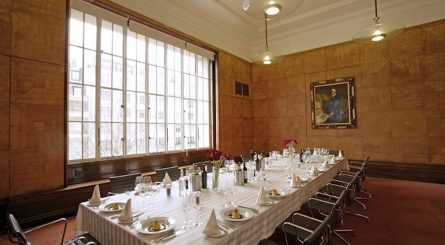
[310,77,356,129]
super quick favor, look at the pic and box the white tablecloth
[76,158,347,245]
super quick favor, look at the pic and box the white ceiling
[110,0,445,62]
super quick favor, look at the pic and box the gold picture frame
[310,77,356,129]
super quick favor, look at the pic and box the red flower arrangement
[283,139,298,147]
[207,149,231,161]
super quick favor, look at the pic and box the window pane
[68,84,82,121]
[101,20,112,54]
[137,123,146,154]
[167,70,174,96]
[157,96,165,123]
[167,45,174,70]
[189,75,196,99]
[112,90,123,122]
[148,65,156,94]
[137,62,145,92]
[101,54,112,87]
[126,91,136,122]
[83,85,96,122]
[70,9,83,46]
[68,122,82,160]
[175,71,181,97]
[69,46,83,84]
[184,100,196,124]
[137,93,145,122]
[112,123,123,156]
[100,89,111,122]
[175,47,181,71]
[197,77,203,100]
[112,24,123,56]
[137,34,145,62]
[183,74,189,98]
[197,56,203,76]
[84,14,96,50]
[83,122,96,158]
[127,60,136,91]
[189,53,196,74]
[203,102,209,124]
[127,123,136,155]
[112,56,123,89]
[84,49,96,85]
[175,98,182,123]
[197,101,204,124]
[148,95,156,122]
[167,97,174,123]
[184,124,196,149]
[203,78,209,101]
[175,124,182,150]
[148,124,157,153]
[127,31,136,60]
[157,67,165,95]
[198,124,209,148]
[183,51,189,74]
[156,41,164,66]
[100,123,111,157]
[148,38,156,65]
[157,124,165,152]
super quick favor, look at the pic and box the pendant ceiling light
[353,0,404,43]
[262,14,272,65]
[242,0,304,19]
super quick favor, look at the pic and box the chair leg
[355,196,368,201]
[360,189,372,198]
[346,210,371,224]
[353,198,367,210]
[333,230,352,245]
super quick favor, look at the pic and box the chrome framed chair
[259,212,331,245]
[7,213,67,245]
[240,154,253,163]
[109,172,141,195]
[193,160,213,173]
[65,233,101,245]
[331,173,371,223]
[346,156,371,198]
[155,166,180,182]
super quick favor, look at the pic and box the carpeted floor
[1,177,444,245]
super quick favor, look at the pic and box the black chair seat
[155,166,180,182]
[109,172,140,195]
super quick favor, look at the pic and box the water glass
[181,193,193,229]
[192,191,203,227]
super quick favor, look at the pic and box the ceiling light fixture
[262,14,272,65]
[353,0,404,43]
[242,0,303,19]
[264,3,281,16]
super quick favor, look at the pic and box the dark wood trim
[0,198,8,233]
[366,160,445,184]
[67,150,208,184]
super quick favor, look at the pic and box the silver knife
[238,205,260,214]
[153,230,186,243]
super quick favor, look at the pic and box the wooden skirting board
[1,160,444,232]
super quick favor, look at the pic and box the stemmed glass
[148,183,160,210]
[181,193,193,229]
[192,191,203,227]
[139,176,152,210]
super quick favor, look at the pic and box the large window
[68,4,213,162]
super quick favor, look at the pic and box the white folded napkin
[322,160,329,169]
[338,150,343,158]
[290,173,301,188]
[310,166,319,176]
[330,156,336,164]
[119,199,132,223]
[89,185,101,206]
[202,209,222,236]
[256,186,269,205]
[163,172,172,185]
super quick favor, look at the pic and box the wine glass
[181,193,193,229]
[192,191,203,227]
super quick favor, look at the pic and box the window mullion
[95,16,102,160]
[145,36,150,154]
[164,43,168,153]
[122,25,127,157]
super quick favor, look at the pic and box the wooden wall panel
[252,20,445,164]
[11,0,66,65]
[0,1,11,56]
[218,51,253,156]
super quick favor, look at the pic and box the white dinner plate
[98,202,126,213]
[286,176,310,183]
[266,189,287,199]
[220,207,254,222]
[205,228,227,238]
[135,217,175,235]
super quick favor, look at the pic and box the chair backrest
[193,160,213,173]
[240,154,253,163]
[109,172,140,194]
[155,166,180,182]
[283,213,331,245]
[7,214,31,245]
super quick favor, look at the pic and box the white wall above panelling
[110,0,445,62]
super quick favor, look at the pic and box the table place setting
[202,209,227,238]
[256,186,274,206]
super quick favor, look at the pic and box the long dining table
[75,157,348,245]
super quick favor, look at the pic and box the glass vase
[212,166,220,191]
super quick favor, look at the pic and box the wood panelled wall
[218,51,253,156]
[0,0,67,198]
[252,20,445,165]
